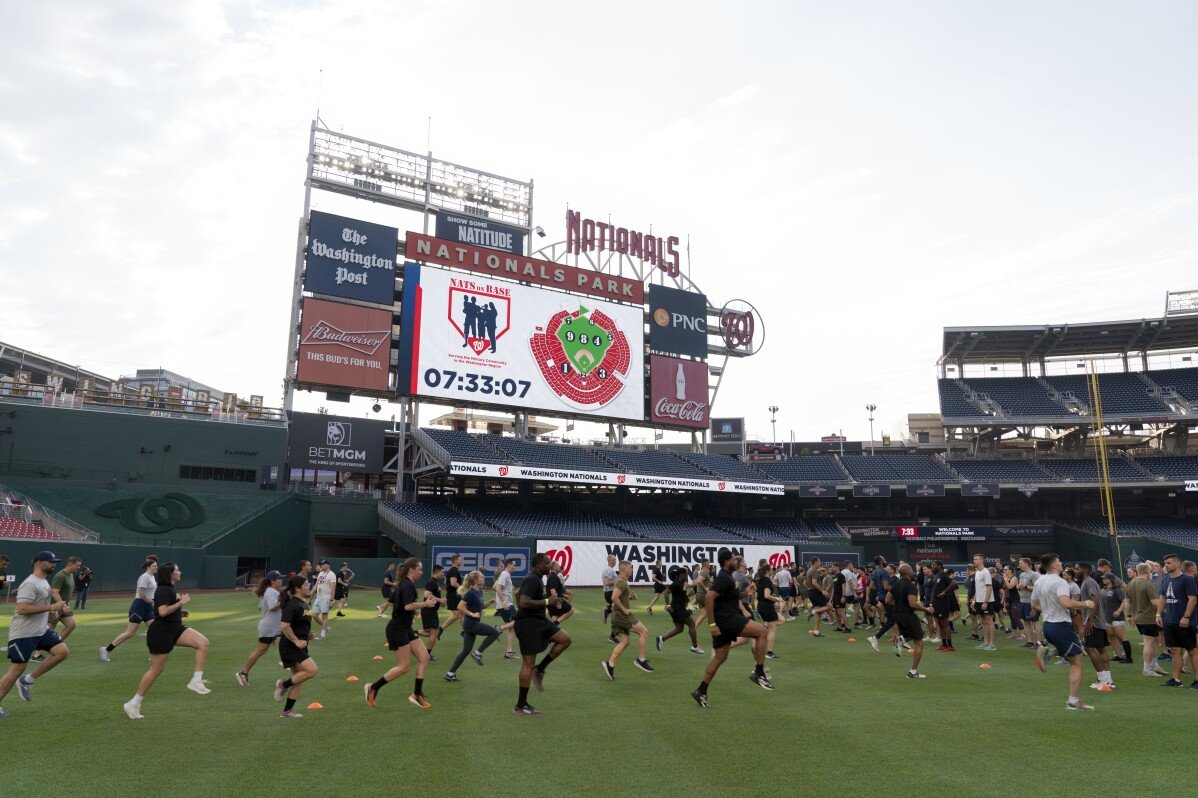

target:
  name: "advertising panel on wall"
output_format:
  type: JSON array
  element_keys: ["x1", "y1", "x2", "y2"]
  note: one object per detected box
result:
[
  {"x1": 710, "y1": 417, "x2": 745, "y2": 442},
  {"x1": 537, "y1": 540, "x2": 795, "y2": 586},
  {"x1": 798, "y1": 550, "x2": 861, "y2": 567},
  {"x1": 648, "y1": 355, "x2": 709, "y2": 429},
  {"x1": 906, "y1": 484, "x2": 947, "y2": 498},
  {"x1": 960, "y1": 483, "x2": 1000, "y2": 498},
  {"x1": 434, "y1": 213, "x2": 525, "y2": 255},
  {"x1": 797, "y1": 485, "x2": 839, "y2": 498},
  {"x1": 397, "y1": 263, "x2": 644, "y2": 422},
  {"x1": 852, "y1": 484, "x2": 892, "y2": 498},
  {"x1": 304, "y1": 211, "x2": 398, "y2": 306},
  {"x1": 847, "y1": 525, "x2": 1054, "y2": 541},
  {"x1": 447, "y1": 461, "x2": 784, "y2": 495},
  {"x1": 290, "y1": 412, "x2": 386, "y2": 473},
  {"x1": 296, "y1": 298, "x2": 392, "y2": 391},
  {"x1": 430, "y1": 544, "x2": 530, "y2": 578},
  {"x1": 648, "y1": 284, "x2": 708, "y2": 358}
]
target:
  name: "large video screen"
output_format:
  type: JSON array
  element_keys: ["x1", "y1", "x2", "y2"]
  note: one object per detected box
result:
[{"x1": 397, "y1": 264, "x2": 645, "y2": 421}]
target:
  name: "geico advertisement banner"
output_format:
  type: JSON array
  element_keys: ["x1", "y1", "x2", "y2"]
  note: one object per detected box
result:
[
  {"x1": 430, "y1": 545, "x2": 530, "y2": 578},
  {"x1": 537, "y1": 540, "x2": 796, "y2": 586},
  {"x1": 448, "y1": 461, "x2": 784, "y2": 495},
  {"x1": 398, "y1": 264, "x2": 644, "y2": 421}
]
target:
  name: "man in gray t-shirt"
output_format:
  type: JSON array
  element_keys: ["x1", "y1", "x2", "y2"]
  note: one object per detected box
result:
[
  {"x1": 0, "y1": 551, "x2": 71, "y2": 716},
  {"x1": 1017, "y1": 558, "x2": 1041, "y2": 646},
  {"x1": 1077, "y1": 563, "x2": 1112, "y2": 689}
]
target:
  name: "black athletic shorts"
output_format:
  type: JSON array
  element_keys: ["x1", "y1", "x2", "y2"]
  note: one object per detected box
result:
[
  {"x1": 334, "y1": 585, "x2": 346, "y2": 601},
  {"x1": 420, "y1": 608, "x2": 440, "y2": 631},
  {"x1": 1084, "y1": 628, "x2": 1109, "y2": 649},
  {"x1": 667, "y1": 605, "x2": 692, "y2": 624},
  {"x1": 1136, "y1": 623, "x2": 1161, "y2": 637},
  {"x1": 975, "y1": 602, "x2": 993, "y2": 616},
  {"x1": 1163, "y1": 624, "x2": 1197, "y2": 650},
  {"x1": 758, "y1": 601, "x2": 779, "y2": 623},
  {"x1": 257, "y1": 635, "x2": 279, "y2": 646},
  {"x1": 932, "y1": 600, "x2": 952, "y2": 620},
  {"x1": 653, "y1": 583, "x2": 667, "y2": 594},
  {"x1": 279, "y1": 640, "x2": 310, "y2": 667},
  {"x1": 807, "y1": 590, "x2": 827, "y2": 606},
  {"x1": 514, "y1": 617, "x2": 560, "y2": 656},
  {"x1": 895, "y1": 613, "x2": 924, "y2": 641},
  {"x1": 146, "y1": 622, "x2": 186, "y2": 655},
  {"x1": 832, "y1": 597, "x2": 846, "y2": 609},
  {"x1": 603, "y1": 591, "x2": 613, "y2": 606},
  {"x1": 711, "y1": 615, "x2": 749, "y2": 649},
  {"x1": 446, "y1": 592, "x2": 462, "y2": 611},
  {"x1": 385, "y1": 621, "x2": 419, "y2": 650},
  {"x1": 549, "y1": 601, "x2": 572, "y2": 620}
]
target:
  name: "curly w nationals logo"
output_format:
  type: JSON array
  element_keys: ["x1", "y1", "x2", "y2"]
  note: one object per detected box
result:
[
  {"x1": 546, "y1": 546, "x2": 574, "y2": 578},
  {"x1": 530, "y1": 305, "x2": 631, "y2": 409}
]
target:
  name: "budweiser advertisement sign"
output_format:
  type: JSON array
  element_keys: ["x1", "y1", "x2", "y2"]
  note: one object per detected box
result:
[
  {"x1": 649, "y1": 355, "x2": 709, "y2": 429},
  {"x1": 296, "y1": 297, "x2": 392, "y2": 391}
]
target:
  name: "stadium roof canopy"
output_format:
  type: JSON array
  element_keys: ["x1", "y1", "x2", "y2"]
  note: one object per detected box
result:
[{"x1": 939, "y1": 313, "x2": 1198, "y2": 365}]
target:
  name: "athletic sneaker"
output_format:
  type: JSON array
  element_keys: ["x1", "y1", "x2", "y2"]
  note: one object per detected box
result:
[
  {"x1": 275, "y1": 680, "x2": 287, "y2": 702},
  {"x1": 99, "y1": 646, "x2": 111, "y2": 663},
  {"x1": 235, "y1": 671, "x2": 249, "y2": 687},
  {"x1": 907, "y1": 670, "x2": 927, "y2": 679},
  {"x1": 408, "y1": 694, "x2": 431, "y2": 709},
  {"x1": 187, "y1": 679, "x2": 211, "y2": 695},
  {"x1": 748, "y1": 672, "x2": 774, "y2": 690},
  {"x1": 983, "y1": 644, "x2": 997, "y2": 651},
  {"x1": 1189, "y1": 681, "x2": 1198, "y2": 689},
  {"x1": 869, "y1": 636, "x2": 880, "y2": 653},
  {"x1": 689, "y1": 646, "x2": 704, "y2": 654},
  {"x1": 811, "y1": 630, "x2": 822, "y2": 638},
  {"x1": 608, "y1": 634, "x2": 619, "y2": 645},
  {"x1": 470, "y1": 650, "x2": 484, "y2": 666},
  {"x1": 503, "y1": 652, "x2": 516, "y2": 660},
  {"x1": 16, "y1": 677, "x2": 32, "y2": 701},
  {"x1": 514, "y1": 705, "x2": 541, "y2": 716},
  {"x1": 1066, "y1": 701, "x2": 1094, "y2": 711},
  {"x1": 336, "y1": 611, "x2": 345, "y2": 617},
  {"x1": 941, "y1": 645, "x2": 955, "y2": 652},
  {"x1": 646, "y1": 608, "x2": 653, "y2": 615},
  {"x1": 122, "y1": 700, "x2": 143, "y2": 719},
  {"x1": 691, "y1": 689, "x2": 709, "y2": 708},
  {"x1": 531, "y1": 668, "x2": 544, "y2": 692},
  {"x1": 428, "y1": 654, "x2": 437, "y2": 663},
  {"x1": 927, "y1": 637, "x2": 941, "y2": 644},
  {"x1": 765, "y1": 651, "x2": 779, "y2": 660},
  {"x1": 443, "y1": 673, "x2": 459, "y2": 682},
  {"x1": 1161, "y1": 678, "x2": 1184, "y2": 687},
  {"x1": 602, "y1": 661, "x2": 615, "y2": 680},
  {"x1": 655, "y1": 635, "x2": 663, "y2": 651},
  {"x1": 279, "y1": 710, "x2": 303, "y2": 718},
  {"x1": 633, "y1": 658, "x2": 653, "y2": 672},
  {"x1": 1035, "y1": 645, "x2": 1046, "y2": 672},
  {"x1": 364, "y1": 682, "x2": 376, "y2": 707},
  {"x1": 0, "y1": 707, "x2": 7, "y2": 718}
]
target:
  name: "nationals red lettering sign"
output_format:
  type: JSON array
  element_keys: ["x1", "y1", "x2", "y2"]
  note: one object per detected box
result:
[
  {"x1": 649, "y1": 355, "x2": 709, "y2": 429},
  {"x1": 405, "y1": 232, "x2": 643, "y2": 305},
  {"x1": 296, "y1": 297, "x2": 392, "y2": 391}
]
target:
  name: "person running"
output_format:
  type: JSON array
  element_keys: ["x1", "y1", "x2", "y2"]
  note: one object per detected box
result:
[
  {"x1": 805, "y1": 557, "x2": 832, "y2": 637},
  {"x1": 1155, "y1": 553, "x2": 1198, "y2": 688},
  {"x1": 100, "y1": 557, "x2": 159, "y2": 662},
  {"x1": 297, "y1": 560, "x2": 315, "y2": 598},
  {"x1": 931, "y1": 562, "x2": 955, "y2": 652},
  {"x1": 377, "y1": 562, "x2": 397, "y2": 618},
  {"x1": 1031, "y1": 554, "x2": 1098, "y2": 711},
  {"x1": 691, "y1": 548, "x2": 773, "y2": 708},
  {"x1": 273, "y1": 575, "x2": 317, "y2": 718},
  {"x1": 1100, "y1": 572, "x2": 1131, "y2": 665},
  {"x1": 0, "y1": 551, "x2": 70, "y2": 718},
  {"x1": 1017, "y1": 557, "x2": 1042, "y2": 648},
  {"x1": 48, "y1": 556, "x2": 81, "y2": 642},
  {"x1": 334, "y1": 562, "x2": 355, "y2": 617},
  {"x1": 310, "y1": 560, "x2": 335, "y2": 639},
  {"x1": 73, "y1": 563, "x2": 93, "y2": 610},
  {"x1": 444, "y1": 570, "x2": 502, "y2": 683},
  {"x1": 513, "y1": 553, "x2": 572, "y2": 716},
  {"x1": 692, "y1": 562, "x2": 711, "y2": 627},
  {"x1": 494, "y1": 558, "x2": 520, "y2": 659},
  {"x1": 600, "y1": 554, "x2": 618, "y2": 629},
  {"x1": 603, "y1": 560, "x2": 653, "y2": 679},
  {"x1": 657, "y1": 566, "x2": 702, "y2": 654},
  {"x1": 971, "y1": 554, "x2": 996, "y2": 651},
  {"x1": 1127, "y1": 563, "x2": 1167, "y2": 677},
  {"x1": 237, "y1": 570, "x2": 285, "y2": 686},
  {"x1": 546, "y1": 561, "x2": 574, "y2": 629},
  {"x1": 755, "y1": 565, "x2": 783, "y2": 659},
  {"x1": 437, "y1": 555, "x2": 466, "y2": 636},
  {"x1": 419, "y1": 564, "x2": 446, "y2": 662},
  {"x1": 888, "y1": 564, "x2": 932, "y2": 679},
  {"x1": 366, "y1": 557, "x2": 435, "y2": 710},
  {"x1": 122, "y1": 562, "x2": 211, "y2": 719},
  {"x1": 1077, "y1": 563, "x2": 1114, "y2": 691},
  {"x1": 869, "y1": 564, "x2": 900, "y2": 653},
  {"x1": 645, "y1": 561, "x2": 667, "y2": 615}
]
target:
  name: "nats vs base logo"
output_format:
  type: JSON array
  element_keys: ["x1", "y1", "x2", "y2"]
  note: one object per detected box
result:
[{"x1": 530, "y1": 305, "x2": 631, "y2": 408}]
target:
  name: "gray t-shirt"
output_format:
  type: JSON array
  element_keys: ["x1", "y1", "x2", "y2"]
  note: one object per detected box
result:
[
  {"x1": 1100, "y1": 587, "x2": 1125, "y2": 624},
  {"x1": 602, "y1": 567, "x2": 617, "y2": 594},
  {"x1": 1017, "y1": 570, "x2": 1038, "y2": 604},
  {"x1": 9, "y1": 574, "x2": 51, "y2": 641},
  {"x1": 257, "y1": 586, "x2": 282, "y2": 638},
  {"x1": 1079, "y1": 577, "x2": 1106, "y2": 629}
]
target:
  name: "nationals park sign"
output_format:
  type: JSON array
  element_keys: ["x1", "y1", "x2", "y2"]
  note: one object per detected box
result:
[
  {"x1": 448, "y1": 461, "x2": 783, "y2": 495},
  {"x1": 538, "y1": 540, "x2": 795, "y2": 586}
]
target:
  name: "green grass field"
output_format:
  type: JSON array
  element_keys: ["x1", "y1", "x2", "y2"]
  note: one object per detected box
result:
[{"x1": 0, "y1": 588, "x2": 1191, "y2": 796}]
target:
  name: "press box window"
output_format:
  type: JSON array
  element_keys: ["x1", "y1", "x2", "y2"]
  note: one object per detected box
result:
[{"x1": 179, "y1": 465, "x2": 257, "y2": 483}]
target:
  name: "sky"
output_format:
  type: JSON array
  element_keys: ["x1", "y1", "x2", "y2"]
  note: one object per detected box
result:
[{"x1": 2, "y1": 1, "x2": 1196, "y2": 444}]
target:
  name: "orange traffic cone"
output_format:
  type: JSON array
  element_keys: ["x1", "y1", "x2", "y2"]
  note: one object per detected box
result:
[
  {"x1": 979, "y1": 663, "x2": 992, "y2": 669},
  {"x1": 307, "y1": 702, "x2": 323, "y2": 709},
  {"x1": 373, "y1": 655, "x2": 383, "y2": 661},
  {"x1": 346, "y1": 675, "x2": 359, "y2": 682},
  {"x1": 848, "y1": 637, "x2": 857, "y2": 642}
]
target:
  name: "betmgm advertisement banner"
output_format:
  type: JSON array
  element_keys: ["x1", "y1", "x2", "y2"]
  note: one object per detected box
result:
[
  {"x1": 398, "y1": 263, "x2": 644, "y2": 421},
  {"x1": 448, "y1": 461, "x2": 784, "y2": 495},
  {"x1": 537, "y1": 540, "x2": 795, "y2": 586},
  {"x1": 304, "y1": 211, "x2": 397, "y2": 306},
  {"x1": 296, "y1": 298, "x2": 392, "y2": 391},
  {"x1": 435, "y1": 212, "x2": 525, "y2": 256},
  {"x1": 289, "y1": 412, "x2": 386, "y2": 473},
  {"x1": 648, "y1": 284, "x2": 708, "y2": 358}
]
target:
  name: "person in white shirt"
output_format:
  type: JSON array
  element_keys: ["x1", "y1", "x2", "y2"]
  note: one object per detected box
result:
[
  {"x1": 311, "y1": 560, "x2": 336, "y2": 639},
  {"x1": 1031, "y1": 553, "x2": 1097, "y2": 711},
  {"x1": 841, "y1": 564, "x2": 859, "y2": 626},
  {"x1": 493, "y1": 559, "x2": 518, "y2": 659},
  {"x1": 0, "y1": 551, "x2": 71, "y2": 718},
  {"x1": 971, "y1": 554, "x2": 996, "y2": 651},
  {"x1": 100, "y1": 557, "x2": 159, "y2": 662}
]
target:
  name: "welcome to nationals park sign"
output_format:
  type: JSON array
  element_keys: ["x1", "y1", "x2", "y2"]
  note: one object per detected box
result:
[{"x1": 448, "y1": 461, "x2": 784, "y2": 495}]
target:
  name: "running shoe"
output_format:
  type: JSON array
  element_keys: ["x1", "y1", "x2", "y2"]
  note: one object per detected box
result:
[
  {"x1": 30, "y1": 652, "x2": 45, "y2": 662},
  {"x1": 655, "y1": 635, "x2": 663, "y2": 651},
  {"x1": 235, "y1": 671, "x2": 249, "y2": 687},
  {"x1": 869, "y1": 636, "x2": 880, "y2": 653},
  {"x1": 531, "y1": 668, "x2": 545, "y2": 692},
  {"x1": 811, "y1": 630, "x2": 822, "y2": 638},
  {"x1": 646, "y1": 608, "x2": 653, "y2": 616},
  {"x1": 984, "y1": 644, "x2": 997, "y2": 651},
  {"x1": 504, "y1": 652, "x2": 517, "y2": 659},
  {"x1": 275, "y1": 680, "x2": 287, "y2": 702},
  {"x1": 187, "y1": 679, "x2": 211, "y2": 696},
  {"x1": 634, "y1": 658, "x2": 653, "y2": 673},
  {"x1": 1189, "y1": 681, "x2": 1198, "y2": 689},
  {"x1": 691, "y1": 689, "x2": 709, "y2": 708},
  {"x1": 16, "y1": 678, "x2": 32, "y2": 702},
  {"x1": 927, "y1": 637, "x2": 941, "y2": 644},
  {"x1": 765, "y1": 651, "x2": 779, "y2": 660},
  {"x1": 443, "y1": 673, "x2": 459, "y2": 682},
  {"x1": 1066, "y1": 701, "x2": 1094, "y2": 711},
  {"x1": 470, "y1": 650, "x2": 484, "y2": 666},
  {"x1": 427, "y1": 654, "x2": 437, "y2": 662},
  {"x1": 1035, "y1": 645, "x2": 1046, "y2": 672},
  {"x1": 514, "y1": 705, "x2": 541, "y2": 716},
  {"x1": 689, "y1": 646, "x2": 704, "y2": 654},
  {"x1": 99, "y1": 646, "x2": 111, "y2": 663},
  {"x1": 0, "y1": 707, "x2": 7, "y2": 718},
  {"x1": 906, "y1": 670, "x2": 927, "y2": 679},
  {"x1": 279, "y1": 710, "x2": 303, "y2": 719},
  {"x1": 364, "y1": 682, "x2": 376, "y2": 707},
  {"x1": 941, "y1": 645, "x2": 955, "y2": 652},
  {"x1": 748, "y1": 672, "x2": 774, "y2": 691},
  {"x1": 602, "y1": 661, "x2": 615, "y2": 680},
  {"x1": 408, "y1": 694, "x2": 431, "y2": 709},
  {"x1": 608, "y1": 634, "x2": 618, "y2": 645},
  {"x1": 1161, "y1": 678, "x2": 1183, "y2": 687},
  {"x1": 122, "y1": 701, "x2": 143, "y2": 719}
]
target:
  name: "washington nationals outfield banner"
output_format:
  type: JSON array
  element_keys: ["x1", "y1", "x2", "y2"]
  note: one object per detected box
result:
[
  {"x1": 398, "y1": 263, "x2": 644, "y2": 421},
  {"x1": 448, "y1": 461, "x2": 784, "y2": 495},
  {"x1": 537, "y1": 540, "x2": 795, "y2": 586}
]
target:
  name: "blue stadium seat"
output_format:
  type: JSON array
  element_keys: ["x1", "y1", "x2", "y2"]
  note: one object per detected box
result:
[
  {"x1": 1039, "y1": 458, "x2": 1151, "y2": 482},
  {"x1": 960, "y1": 377, "x2": 1073, "y2": 418},
  {"x1": 1146, "y1": 367, "x2": 1198, "y2": 405},
  {"x1": 676, "y1": 452, "x2": 773, "y2": 483},
  {"x1": 1135, "y1": 456, "x2": 1198, "y2": 481},
  {"x1": 752, "y1": 457, "x2": 847, "y2": 484},
  {"x1": 1044, "y1": 373, "x2": 1171, "y2": 417},
  {"x1": 422, "y1": 428, "x2": 511, "y2": 464},
  {"x1": 463, "y1": 502, "x2": 634, "y2": 540},
  {"x1": 485, "y1": 437, "x2": 612, "y2": 471},
  {"x1": 946, "y1": 459, "x2": 1058, "y2": 483},
  {"x1": 840, "y1": 455, "x2": 956, "y2": 484},
  {"x1": 598, "y1": 448, "x2": 711, "y2": 478},
  {"x1": 382, "y1": 502, "x2": 505, "y2": 536},
  {"x1": 938, "y1": 380, "x2": 990, "y2": 419}
]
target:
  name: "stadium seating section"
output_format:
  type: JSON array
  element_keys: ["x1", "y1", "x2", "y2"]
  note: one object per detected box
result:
[
  {"x1": 937, "y1": 380, "x2": 990, "y2": 419},
  {"x1": 0, "y1": 518, "x2": 64, "y2": 540},
  {"x1": 1038, "y1": 458, "x2": 1151, "y2": 482},
  {"x1": 752, "y1": 456, "x2": 847, "y2": 483},
  {"x1": 465, "y1": 502, "x2": 629, "y2": 539},
  {"x1": 676, "y1": 452, "x2": 771, "y2": 482},
  {"x1": 597, "y1": 448, "x2": 710, "y2": 478},
  {"x1": 422, "y1": 428, "x2": 512, "y2": 464},
  {"x1": 1136, "y1": 456, "x2": 1198, "y2": 480},
  {"x1": 1060, "y1": 517, "x2": 1198, "y2": 547},
  {"x1": 1147, "y1": 367, "x2": 1198, "y2": 405},
  {"x1": 486, "y1": 436, "x2": 611, "y2": 471},
  {"x1": 840, "y1": 454, "x2": 956, "y2": 483},
  {"x1": 945, "y1": 459, "x2": 1057, "y2": 483},
  {"x1": 381, "y1": 502, "x2": 502, "y2": 537}
]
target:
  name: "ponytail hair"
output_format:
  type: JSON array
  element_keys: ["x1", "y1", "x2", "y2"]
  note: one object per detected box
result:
[
  {"x1": 155, "y1": 562, "x2": 178, "y2": 587},
  {"x1": 458, "y1": 570, "x2": 482, "y2": 597},
  {"x1": 285, "y1": 575, "x2": 307, "y2": 598},
  {"x1": 254, "y1": 576, "x2": 273, "y2": 597},
  {"x1": 398, "y1": 557, "x2": 421, "y2": 580}
]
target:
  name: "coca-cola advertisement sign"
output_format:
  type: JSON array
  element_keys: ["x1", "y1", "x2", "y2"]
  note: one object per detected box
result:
[
  {"x1": 649, "y1": 355, "x2": 709, "y2": 429},
  {"x1": 296, "y1": 297, "x2": 392, "y2": 391}
]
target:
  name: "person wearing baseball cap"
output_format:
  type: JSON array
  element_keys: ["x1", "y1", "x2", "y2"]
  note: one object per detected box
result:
[
  {"x1": 0, "y1": 551, "x2": 71, "y2": 718},
  {"x1": 236, "y1": 571, "x2": 287, "y2": 687}
]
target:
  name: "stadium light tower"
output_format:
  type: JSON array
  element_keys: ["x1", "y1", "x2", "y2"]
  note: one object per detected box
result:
[
  {"x1": 866, "y1": 404, "x2": 877, "y2": 455},
  {"x1": 768, "y1": 405, "x2": 779, "y2": 444}
]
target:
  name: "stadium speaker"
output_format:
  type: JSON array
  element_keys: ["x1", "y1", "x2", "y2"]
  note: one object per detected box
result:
[{"x1": 372, "y1": 403, "x2": 382, "y2": 413}]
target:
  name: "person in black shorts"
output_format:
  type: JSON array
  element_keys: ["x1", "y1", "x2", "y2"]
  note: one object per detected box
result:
[
  {"x1": 546, "y1": 562, "x2": 574, "y2": 625},
  {"x1": 756, "y1": 565, "x2": 783, "y2": 659},
  {"x1": 890, "y1": 564, "x2": 932, "y2": 679},
  {"x1": 656, "y1": 566, "x2": 702, "y2": 655},
  {"x1": 646, "y1": 561, "x2": 667, "y2": 615},
  {"x1": 274, "y1": 575, "x2": 318, "y2": 718},
  {"x1": 805, "y1": 558, "x2": 833, "y2": 637},
  {"x1": 419, "y1": 564, "x2": 445, "y2": 661},
  {"x1": 377, "y1": 562, "x2": 397, "y2": 617},
  {"x1": 123, "y1": 562, "x2": 211, "y2": 719},
  {"x1": 831, "y1": 565, "x2": 849, "y2": 633},
  {"x1": 438, "y1": 555, "x2": 465, "y2": 635},
  {"x1": 513, "y1": 553, "x2": 572, "y2": 716},
  {"x1": 930, "y1": 562, "x2": 956, "y2": 652},
  {"x1": 366, "y1": 557, "x2": 437, "y2": 710},
  {"x1": 691, "y1": 548, "x2": 773, "y2": 708}
]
